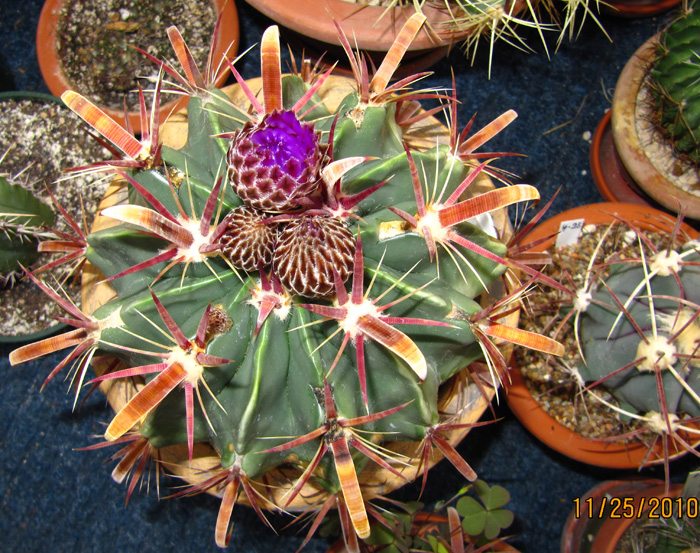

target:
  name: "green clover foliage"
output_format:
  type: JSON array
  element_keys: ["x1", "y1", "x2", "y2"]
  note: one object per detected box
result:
[{"x1": 456, "y1": 480, "x2": 514, "y2": 541}]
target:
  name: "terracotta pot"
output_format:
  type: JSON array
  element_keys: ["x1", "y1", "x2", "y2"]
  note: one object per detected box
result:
[
  {"x1": 506, "y1": 202, "x2": 699, "y2": 469},
  {"x1": 560, "y1": 478, "x2": 683, "y2": 553},
  {"x1": 81, "y1": 74, "x2": 516, "y2": 509},
  {"x1": 601, "y1": 0, "x2": 682, "y2": 17},
  {"x1": 244, "y1": 0, "x2": 529, "y2": 74},
  {"x1": 590, "y1": 110, "x2": 660, "y2": 209},
  {"x1": 610, "y1": 34, "x2": 700, "y2": 220},
  {"x1": 245, "y1": 0, "x2": 460, "y2": 52},
  {"x1": 507, "y1": 367, "x2": 664, "y2": 469},
  {"x1": 36, "y1": 0, "x2": 239, "y2": 133}
]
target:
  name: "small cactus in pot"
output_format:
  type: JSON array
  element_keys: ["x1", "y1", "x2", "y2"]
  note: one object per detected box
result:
[
  {"x1": 608, "y1": 1, "x2": 700, "y2": 218},
  {"x1": 513, "y1": 205, "x2": 700, "y2": 485},
  {"x1": 573, "y1": 217, "x2": 700, "y2": 483},
  {"x1": 9, "y1": 14, "x2": 561, "y2": 548}
]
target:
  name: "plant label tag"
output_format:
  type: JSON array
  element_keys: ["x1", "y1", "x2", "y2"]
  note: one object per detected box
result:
[{"x1": 556, "y1": 219, "x2": 585, "y2": 248}]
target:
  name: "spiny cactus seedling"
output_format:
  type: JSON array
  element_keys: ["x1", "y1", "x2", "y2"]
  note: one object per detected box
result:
[
  {"x1": 9, "y1": 14, "x2": 561, "y2": 549},
  {"x1": 647, "y1": 1, "x2": 700, "y2": 170},
  {"x1": 623, "y1": 515, "x2": 700, "y2": 553},
  {"x1": 0, "y1": 173, "x2": 55, "y2": 287}
]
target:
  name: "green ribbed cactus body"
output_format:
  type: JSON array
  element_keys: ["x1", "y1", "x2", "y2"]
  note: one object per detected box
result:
[
  {"x1": 86, "y1": 74, "x2": 507, "y2": 486},
  {"x1": 649, "y1": 6, "x2": 700, "y2": 166},
  {"x1": 0, "y1": 176, "x2": 55, "y2": 284},
  {"x1": 577, "y1": 244, "x2": 700, "y2": 418}
]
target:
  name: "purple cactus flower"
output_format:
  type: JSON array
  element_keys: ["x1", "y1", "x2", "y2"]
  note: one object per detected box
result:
[{"x1": 227, "y1": 109, "x2": 328, "y2": 213}]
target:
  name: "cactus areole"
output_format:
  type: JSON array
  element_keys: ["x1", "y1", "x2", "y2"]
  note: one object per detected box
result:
[{"x1": 9, "y1": 16, "x2": 560, "y2": 549}]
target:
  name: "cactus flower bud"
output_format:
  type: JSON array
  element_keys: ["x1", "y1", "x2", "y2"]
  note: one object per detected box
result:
[
  {"x1": 227, "y1": 110, "x2": 328, "y2": 213},
  {"x1": 273, "y1": 215, "x2": 355, "y2": 298}
]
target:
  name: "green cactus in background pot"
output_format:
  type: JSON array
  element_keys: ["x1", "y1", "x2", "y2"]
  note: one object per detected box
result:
[
  {"x1": 565, "y1": 216, "x2": 700, "y2": 480},
  {"x1": 0, "y1": 174, "x2": 55, "y2": 287},
  {"x1": 9, "y1": 15, "x2": 562, "y2": 549},
  {"x1": 577, "y1": 243, "x2": 700, "y2": 417},
  {"x1": 648, "y1": 2, "x2": 700, "y2": 168}
]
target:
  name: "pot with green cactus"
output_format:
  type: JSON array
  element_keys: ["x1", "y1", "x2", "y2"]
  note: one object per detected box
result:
[
  {"x1": 605, "y1": 476, "x2": 700, "y2": 553},
  {"x1": 0, "y1": 168, "x2": 89, "y2": 342},
  {"x1": 244, "y1": 0, "x2": 608, "y2": 76},
  {"x1": 9, "y1": 14, "x2": 563, "y2": 549},
  {"x1": 508, "y1": 202, "x2": 700, "y2": 481},
  {"x1": 0, "y1": 91, "x2": 111, "y2": 341},
  {"x1": 603, "y1": 0, "x2": 700, "y2": 219}
]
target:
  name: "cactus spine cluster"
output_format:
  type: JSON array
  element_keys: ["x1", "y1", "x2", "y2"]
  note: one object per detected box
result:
[
  {"x1": 648, "y1": 2, "x2": 700, "y2": 168},
  {"x1": 9, "y1": 15, "x2": 561, "y2": 549},
  {"x1": 417, "y1": 0, "x2": 606, "y2": 74}
]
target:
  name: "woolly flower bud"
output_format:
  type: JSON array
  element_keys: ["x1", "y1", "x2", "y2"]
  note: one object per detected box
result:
[{"x1": 227, "y1": 110, "x2": 327, "y2": 213}]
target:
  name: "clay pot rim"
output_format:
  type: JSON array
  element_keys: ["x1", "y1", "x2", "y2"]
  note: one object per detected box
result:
[
  {"x1": 611, "y1": 33, "x2": 700, "y2": 220},
  {"x1": 593, "y1": 481, "x2": 684, "y2": 553},
  {"x1": 590, "y1": 109, "x2": 660, "y2": 209},
  {"x1": 507, "y1": 365, "x2": 661, "y2": 469},
  {"x1": 36, "y1": 0, "x2": 239, "y2": 133},
  {"x1": 506, "y1": 202, "x2": 699, "y2": 469},
  {"x1": 602, "y1": 0, "x2": 682, "y2": 17},
  {"x1": 244, "y1": 0, "x2": 469, "y2": 53}
]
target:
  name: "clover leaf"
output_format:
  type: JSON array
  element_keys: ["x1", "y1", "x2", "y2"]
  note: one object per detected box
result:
[{"x1": 456, "y1": 479, "x2": 514, "y2": 541}]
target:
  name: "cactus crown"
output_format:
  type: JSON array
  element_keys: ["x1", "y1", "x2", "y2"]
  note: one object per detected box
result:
[
  {"x1": 9, "y1": 15, "x2": 561, "y2": 549},
  {"x1": 575, "y1": 246, "x2": 700, "y2": 480},
  {"x1": 648, "y1": 2, "x2": 700, "y2": 168},
  {"x1": 572, "y1": 220, "x2": 700, "y2": 422}
]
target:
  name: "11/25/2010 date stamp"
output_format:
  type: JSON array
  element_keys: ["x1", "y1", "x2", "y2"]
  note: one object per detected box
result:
[{"x1": 573, "y1": 496, "x2": 699, "y2": 520}]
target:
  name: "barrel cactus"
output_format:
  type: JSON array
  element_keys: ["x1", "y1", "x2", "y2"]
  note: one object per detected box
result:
[
  {"x1": 0, "y1": 174, "x2": 55, "y2": 287},
  {"x1": 648, "y1": 2, "x2": 700, "y2": 168},
  {"x1": 576, "y1": 222, "x2": 700, "y2": 454},
  {"x1": 9, "y1": 15, "x2": 561, "y2": 549}
]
